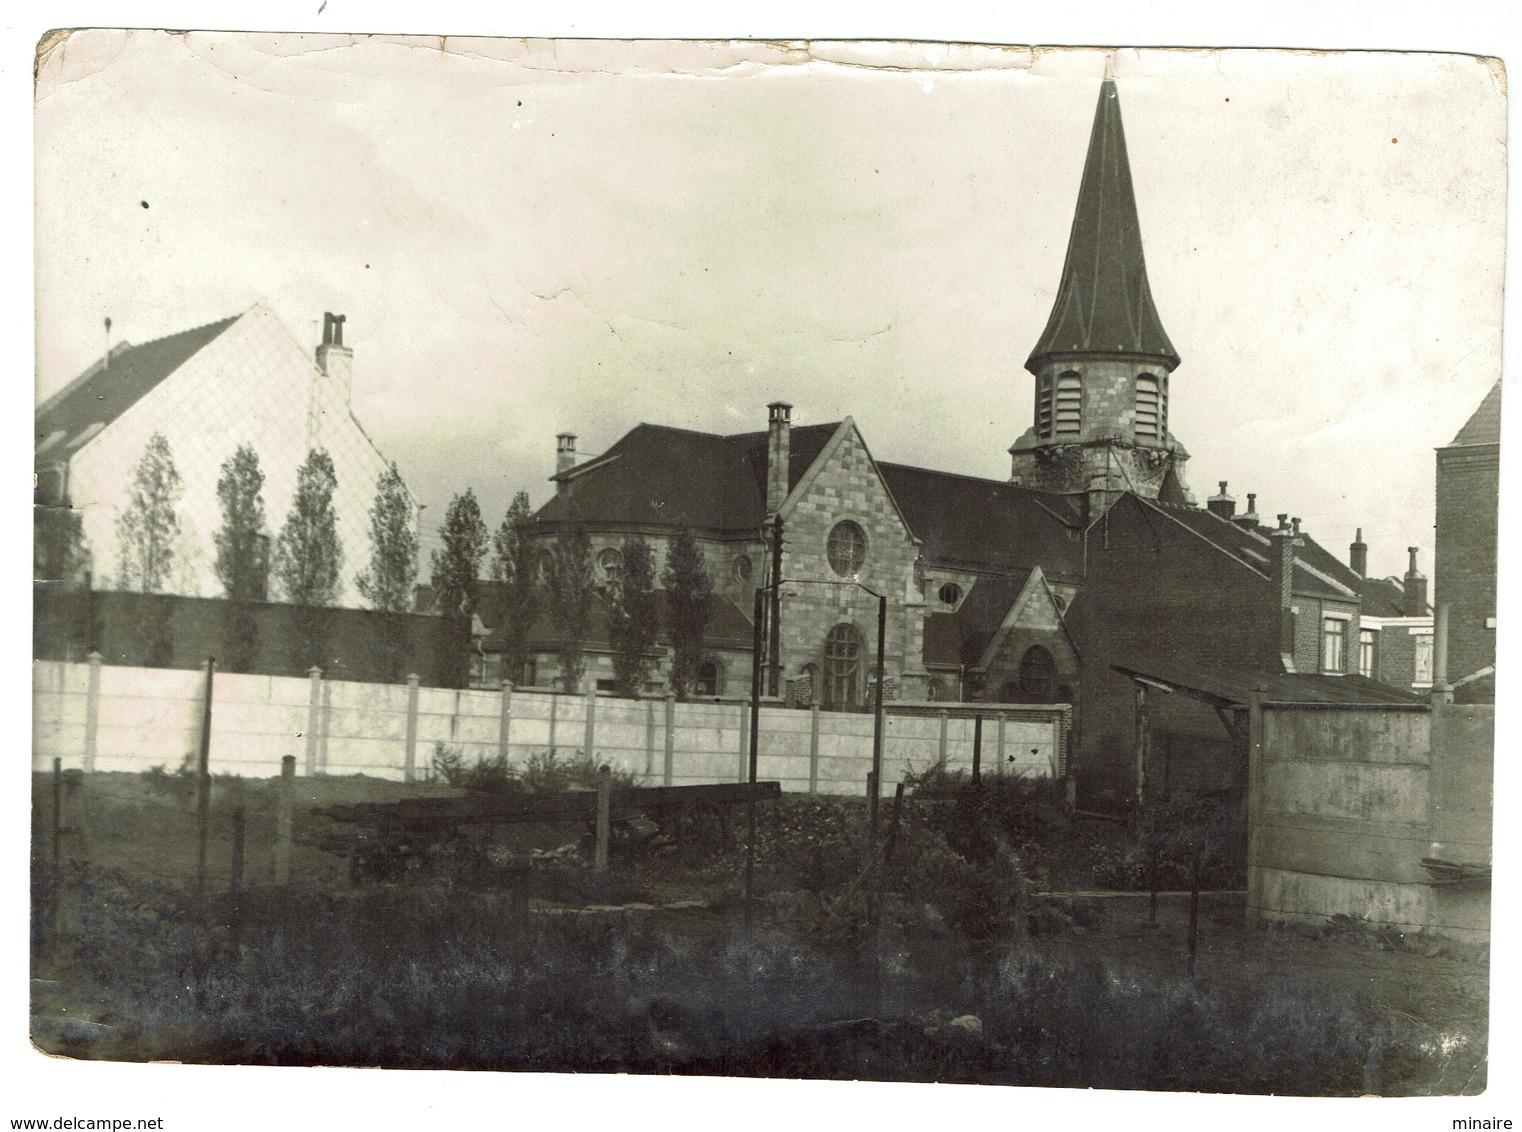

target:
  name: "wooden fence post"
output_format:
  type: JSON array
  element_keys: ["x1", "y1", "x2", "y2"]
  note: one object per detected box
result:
[
  {"x1": 594, "y1": 765, "x2": 611, "y2": 871},
  {"x1": 663, "y1": 692, "x2": 676, "y2": 787},
  {"x1": 548, "y1": 692, "x2": 558, "y2": 755},
  {"x1": 50, "y1": 757, "x2": 62, "y2": 952},
  {"x1": 583, "y1": 686, "x2": 597, "y2": 762},
  {"x1": 972, "y1": 715, "x2": 983, "y2": 785},
  {"x1": 275, "y1": 755, "x2": 295, "y2": 885},
  {"x1": 230, "y1": 806, "x2": 246, "y2": 954},
  {"x1": 404, "y1": 673, "x2": 421, "y2": 783},
  {"x1": 809, "y1": 700, "x2": 821, "y2": 795},
  {"x1": 644, "y1": 698, "x2": 657, "y2": 782},
  {"x1": 83, "y1": 651, "x2": 102, "y2": 774},
  {"x1": 498, "y1": 680, "x2": 513, "y2": 763},
  {"x1": 304, "y1": 666, "x2": 322, "y2": 776}
]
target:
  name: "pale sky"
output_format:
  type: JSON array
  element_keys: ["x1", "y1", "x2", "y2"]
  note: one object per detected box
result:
[{"x1": 34, "y1": 35, "x2": 1506, "y2": 580}]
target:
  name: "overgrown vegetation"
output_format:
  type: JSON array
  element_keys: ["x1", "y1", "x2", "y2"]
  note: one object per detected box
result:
[{"x1": 428, "y1": 744, "x2": 636, "y2": 794}]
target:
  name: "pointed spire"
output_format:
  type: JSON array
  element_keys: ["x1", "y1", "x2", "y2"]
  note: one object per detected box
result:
[{"x1": 1027, "y1": 76, "x2": 1179, "y2": 373}]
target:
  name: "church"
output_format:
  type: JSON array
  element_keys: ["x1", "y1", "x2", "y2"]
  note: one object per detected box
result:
[{"x1": 522, "y1": 75, "x2": 1397, "y2": 796}]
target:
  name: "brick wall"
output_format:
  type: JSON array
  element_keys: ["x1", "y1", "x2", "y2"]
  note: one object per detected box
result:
[{"x1": 1435, "y1": 443, "x2": 1499, "y2": 697}]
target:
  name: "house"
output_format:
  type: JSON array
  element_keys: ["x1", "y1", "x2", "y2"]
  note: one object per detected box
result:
[
  {"x1": 35, "y1": 305, "x2": 417, "y2": 608},
  {"x1": 1345, "y1": 530, "x2": 1436, "y2": 693},
  {"x1": 1434, "y1": 379, "x2": 1501, "y2": 702}
]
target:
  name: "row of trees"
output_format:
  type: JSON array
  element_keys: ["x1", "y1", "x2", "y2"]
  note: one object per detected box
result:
[{"x1": 65, "y1": 432, "x2": 719, "y2": 692}]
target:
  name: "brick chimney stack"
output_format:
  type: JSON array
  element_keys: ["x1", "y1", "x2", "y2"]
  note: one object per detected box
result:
[
  {"x1": 315, "y1": 312, "x2": 353, "y2": 405},
  {"x1": 1232, "y1": 492, "x2": 1260, "y2": 530},
  {"x1": 555, "y1": 433, "x2": 577, "y2": 493},
  {"x1": 1349, "y1": 528, "x2": 1368, "y2": 577},
  {"x1": 1268, "y1": 521, "x2": 1299, "y2": 672},
  {"x1": 1206, "y1": 481, "x2": 1236, "y2": 521},
  {"x1": 1404, "y1": 546, "x2": 1428, "y2": 614},
  {"x1": 766, "y1": 401, "x2": 793, "y2": 516}
]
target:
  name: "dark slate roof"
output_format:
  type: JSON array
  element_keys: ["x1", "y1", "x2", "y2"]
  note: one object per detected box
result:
[
  {"x1": 1359, "y1": 576, "x2": 1429, "y2": 618},
  {"x1": 35, "y1": 315, "x2": 241, "y2": 456},
  {"x1": 1027, "y1": 79, "x2": 1179, "y2": 372},
  {"x1": 1449, "y1": 379, "x2": 1501, "y2": 447},
  {"x1": 1138, "y1": 499, "x2": 1361, "y2": 602},
  {"x1": 534, "y1": 421, "x2": 839, "y2": 533},
  {"x1": 922, "y1": 570, "x2": 1033, "y2": 667},
  {"x1": 877, "y1": 463, "x2": 1083, "y2": 578},
  {"x1": 1111, "y1": 657, "x2": 1424, "y2": 709}
]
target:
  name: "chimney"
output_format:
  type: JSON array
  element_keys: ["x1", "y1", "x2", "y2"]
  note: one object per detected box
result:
[
  {"x1": 766, "y1": 401, "x2": 792, "y2": 515},
  {"x1": 1404, "y1": 546, "x2": 1428, "y2": 614},
  {"x1": 1232, "y1": 492, "x2": 1260, "y2": 530},
  {"x1": 315, "y1": 312, "x2": 353, "y2": 404},
  {"x1": 1269, "y1": 523, "x2": 1298, "y2": 672},
  {"x1": 1206, "y1": 481, "x2": 1236, "y2": 521},
  {"x1": 1291, "y1": 517, "x2": 1301, "y2": 538},
  {"x1": 1349, "y1": 528, "x2": 1368, "y2": 577},
  {"x1": 555, "y1": 433, "x2": 578, "y2": 488}
]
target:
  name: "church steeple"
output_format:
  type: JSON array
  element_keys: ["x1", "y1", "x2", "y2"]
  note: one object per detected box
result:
[
  {"x1": 1027, "y1": 76, "x2": 1178, "y2": 373},
  {"x1": 1009, "y1": 69, "x2": 1189, "y2": 510}
]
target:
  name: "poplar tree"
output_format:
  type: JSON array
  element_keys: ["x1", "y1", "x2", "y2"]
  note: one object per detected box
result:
[
  {"x1": 489, "y1": 491, "x2": 542, "y2": 685},
  {"x1": 608, "y1": 535, "x2": 658, "y2": 697},
  {"x1": 213, "y1": 444, "x2": 269, "y2": 671},
  {"x1": 548, "y1": 522, "x2": 593, "y2": 692},
  {"x1": 430, "y1": 489, "x2": 487, "y2": 686},
  {"x1": 357, "y1": 463, "x2": 419, "y2": 682},
  {"x1": 116, "y1": 432, "x2": 182, "y2": 594},
  {"x1": 662, "y1": 524, "x2": 713, "y2": 700},
  {"x1": 275, "y1": 449, "x2": 342, "y2": 671}
]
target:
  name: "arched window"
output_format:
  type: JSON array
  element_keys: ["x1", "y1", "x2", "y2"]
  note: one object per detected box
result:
[
  {"x1": 696, "y1": 658, "x2": 723, "y2": 697},
  {"x1": 827, "y1": 521, "x2": 867, "y2": 577},
  {"x1": 538, "y1": 550, "x2": 555, "y2": 585},
  {"x1": 823, "y1": 624, "x2": 864, "y2": 709},
  {"x1": 1135, "y1": 374, "x2": 1162, "y2": 441},
  {"x1": 1019, "y1": 645, "x2": 1056, "y2": 702},
  {"x1": 1054, "y1": 372, "x2": 1082, "y2": 437},
  {"x1": 734, "y1": 554, "x2": 753, "y2": 582},
  {"x1": 598, "y1": 547, "x2": 623, "y2": 583},
  {"x1": 927, "y1": 677, "x2": 947, "y2": 702}
]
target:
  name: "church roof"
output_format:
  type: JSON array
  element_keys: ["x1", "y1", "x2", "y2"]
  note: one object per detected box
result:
[
  {"x1": 922, "y1": 569, "x2": 1033, "y2": 667},
  {"x1": 35, "y1": 315, "x2": 241, "y2": 458},
  {"x1": 535, "y1": 421, "x2": 840, "y2": 534},
  {"x1": 1448, "y1": 379, "x2": 1501, "y2": 447},
  {"x1": 878, "y1": 463, "x2": 1083, "y2": 578},
  {"x1": 1026, "y1": 79, "x2": 1179, "y2": 373}
]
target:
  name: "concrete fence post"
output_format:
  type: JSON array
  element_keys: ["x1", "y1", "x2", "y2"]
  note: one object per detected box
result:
[
  {"x1": 547, "y1": 693, "x2": 558, "y2": 755},
  {"x1": 83, "y1": 651, "x2": 103, "y2": 774},
  {"x1": 583, "y1": 686, "x2": 597, "y2": 762},
  {"x1": 305, "y1": 666, "x2": 323, "y2": 776},
  {"x1": 1052, "y1": 714, "x2": 1064, "y2": 778},
  {"x1": 809, "y1": 701, "x2": 821, "y2": 794},
  {"x1": 594, "y1": 765, "x2": 612, "y2": 871},
  {"x1": 996, "y1": 712, "x2": 1007, "y2": 778},
  {"x1": 275, "y1": 755, "x2": 295, "y2": 885},
  {"x1": 644, "y1": 698, "x2": 657, "y2": 782},
  {"x1": 737, "y1": 700, "x2": 750, "y2": 784},
  {"x1": 937, "y1": 710, "x2": 949, "y2": 767},
  {"x1": 404, "y1": 673, "x2": 421, "y2": 783},
  {"x1": 663, "y1": 692, "x2": 676, "y2": 786},
  {"x1": 498, "y1": 680, "x2": 513, "y2": 763}
]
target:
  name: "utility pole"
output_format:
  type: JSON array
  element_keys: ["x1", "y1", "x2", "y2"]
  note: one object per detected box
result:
[{"x1": 768, "y1": 514, "x2": 783, "y2": 697}]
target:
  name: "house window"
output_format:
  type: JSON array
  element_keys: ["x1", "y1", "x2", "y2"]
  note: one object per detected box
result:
[
  {"x1": 939, "y1": 582, "x2": 962, "y2": 606},
  {"x1": 598, "y1": 548, "x2": 623, "y2": 583},
  {"x1": 1414, "y1": 633, "x2": 1434, "y2": 684},
  {"x1": 1359, "y1": 629, "x2": 1376, "y2": 678},
  {"x1": 1321, "y1": 617, "x2": 1347, "y2": 674},
  {"x1": 823, "y1": 623, "x2": 863, "y2": 708},
  {"x1": 1019, "y1": 645, "x2": 1056, "y2": 701},
  {"x1": 734, "y1": 554, "x2": 753, "y2": 582},
  {"x1": 1054, "y1": 372, "x2": 1082, "y2": 437},
  {"x1": 538, "y1": 550, "x2": 555, "y2": 584},
  {"x1": 827, "y1": 521, "x2": 867, "y2": 577},
  {"x1": 1135, "y1": 374, "x2": 1162, "y2": 441}
]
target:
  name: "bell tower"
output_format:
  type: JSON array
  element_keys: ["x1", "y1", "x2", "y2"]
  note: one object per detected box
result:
[{"x1": 1009, "y1": 69, "x2": 1190, "y2": 511}]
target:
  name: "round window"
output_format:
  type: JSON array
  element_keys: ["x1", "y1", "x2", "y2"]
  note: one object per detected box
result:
[
  {"x1": 827, "y1": 521, "x2": 867, "y2": 577},
  {"x1": 939, "y1": 583, "x2": 963, "y2": 606},
  {"x1": 735, "y1": 554, "x2": 754, "y2": 581}
]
